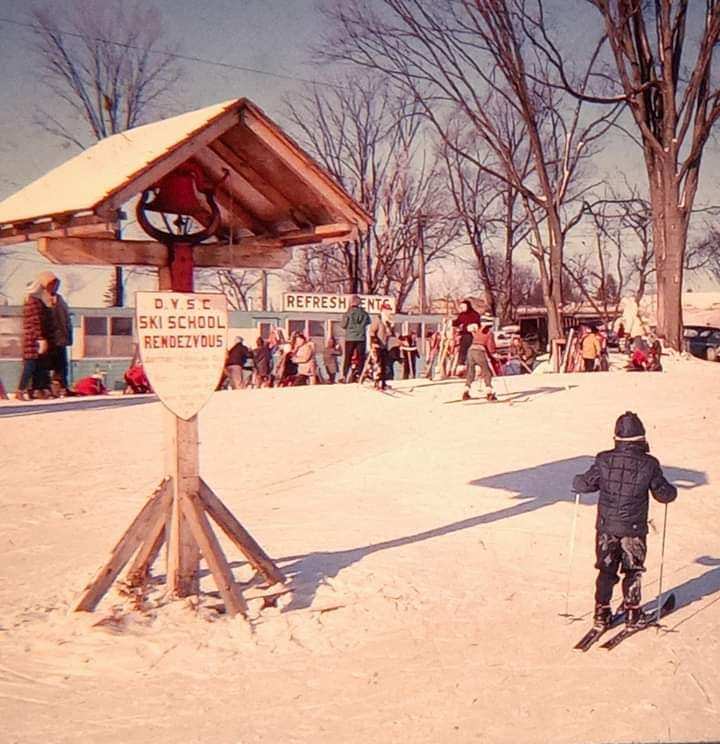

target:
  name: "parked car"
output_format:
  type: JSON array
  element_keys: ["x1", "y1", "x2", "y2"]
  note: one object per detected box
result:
[{"x1": 685, "y1": 326, "x2": 720, "y2": 361}]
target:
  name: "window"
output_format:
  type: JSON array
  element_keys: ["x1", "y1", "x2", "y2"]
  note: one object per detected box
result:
[
  {"x1": 330, "y1": 320, "x2": 342, "y2": 340},
  {"x1": 110, "y1": 317, "x2": 133, "y2": 356},
  {"x1": 406, "y1": 322, "x2": 422, "y2": 339},
  {"x1": 308, "y1": 320, "x2": 325, "y2": 339},
  {"x1": 288, "y1": 319, "x2": 305, "y2": 337},
  {"x1": 0, "y1": 315, "x2": 22, "y2": 358},
  {"x1": 83, "y1": 316, "x2": 109, "y2": 357},
  {"x1": 82, "y1": 315, "x2": 134, "y2": 357}
]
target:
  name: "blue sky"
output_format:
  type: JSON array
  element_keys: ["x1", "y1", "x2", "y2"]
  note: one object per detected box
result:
[{"x1": 0, "y1": 0, "x2": 718, "y2": 305}]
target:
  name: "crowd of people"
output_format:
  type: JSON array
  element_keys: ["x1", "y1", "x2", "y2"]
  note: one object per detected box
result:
[
  {"x1": 569, "y1": 321, "x2": 663, "y2": 374},
  {"x1": 213, "y1": 296, "x2": 539, "y2": 396},
  {"x1": 14, "y1": 286, "x2": 668, "y2": 403}
]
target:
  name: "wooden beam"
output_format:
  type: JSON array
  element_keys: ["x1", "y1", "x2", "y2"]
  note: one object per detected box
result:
[
  {"x1": 75, "y1": 479, "x2": 172, "y2": 612},
  {"x1": 208, "y1": 139, "x2": 313, "y2": 225},
  {"x1": 277, "y1": 223, "x2": 357, "y2": 247},
  {"x1": 196, "y1": 243, "x2": 293, "y2": 269},
  {"x1": 241, "y1": 107, "x2": 372, "y2": 229},
  {"x1": 37, "y1": 236, "x2": 293, "y2": 269},
  {"x1": 95, "y1": 106, "x2": 243, "y2": 216},
  {"x1": 125, "y1": 502, "x2": 168, "y2": 588},
  {"x1": 194, "y1": 149, "x2": 280, "y2": 223},
  {"x1": 0, "y1": 216, "x2": 116, "y2": 247},
  {"x1": 180, "y1": 491, "x2": 247, "y2": 617},
  {"x1": 38, "y1": 236, "x2": 168, "y2": 266},
  {"x1": 199, "y1": 479, "x2": 285, "y2": 586}
]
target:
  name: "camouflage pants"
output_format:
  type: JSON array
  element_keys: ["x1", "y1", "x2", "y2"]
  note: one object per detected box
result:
[{"x1": 594, "y1": 532, "x2": 647, "y2": 607}]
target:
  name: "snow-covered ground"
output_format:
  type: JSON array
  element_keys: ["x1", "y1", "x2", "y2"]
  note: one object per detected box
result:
[{"x1": 1, "y1": 356, "x2": 719, "y2": 744}]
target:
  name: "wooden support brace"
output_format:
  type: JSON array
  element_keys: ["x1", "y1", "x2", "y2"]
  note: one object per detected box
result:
[
  {"x1": 125, "y1": 490, "x2": 171, "y2": 588},
  {"x1": 199, "y1": 479, "x2": 285, "y2": 586},
  {"x1": 75, "y1": 479, "x2": 172, "y2": 612},
  {"x1": 179, "y1": 492, "x2": 247, "y2": 618}
]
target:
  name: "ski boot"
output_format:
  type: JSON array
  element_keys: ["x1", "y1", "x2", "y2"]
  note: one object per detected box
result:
[
  {"x1": 625, "y1": 606, "x2": 649, "y2": 629},
  {"x1": 462, "y1": 390, "x2": 471, "y2": 401},
  {"x1": 486, "y1": 391, "x2": 497, "y2": 401},
  {"x1": 593, "y1": 604, "x2": 612, "y2": 629}
]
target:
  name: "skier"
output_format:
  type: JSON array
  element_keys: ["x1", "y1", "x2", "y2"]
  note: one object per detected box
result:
[
  {"x1": 572, "y1": 412, "x2": 677, "y2": 630},
  {"x1": 461, "y1": 322, "x2": 497, "y2": 401},
  {"x1": 452, "y1": 299, "x2": 482, "y2": 370}
]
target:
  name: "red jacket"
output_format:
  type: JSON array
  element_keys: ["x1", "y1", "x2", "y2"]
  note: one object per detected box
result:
[
  {"x1": 453, "y1": 309, "x2": 482, "y2": 333},
  {"x1": 470, "y1": 326, "x2": 497, "y2": 354},
  {"x1": 74, "y1": 376, "x2": 107, "y2": 396}
]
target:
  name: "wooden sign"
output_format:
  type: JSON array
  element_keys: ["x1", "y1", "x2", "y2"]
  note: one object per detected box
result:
[
  {"x1": 282, "y1": 292, "x2": 395, "y2": 314},
  {"x1": 136, "y1": 292, "x2": 228, "y2": 420}
]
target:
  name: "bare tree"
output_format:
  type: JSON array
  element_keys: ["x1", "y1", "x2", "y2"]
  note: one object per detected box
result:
[
  {"x1": 535, "y1": 0, "x2": 720, "y2": 348},
  {"x1": 283, "y1": 75, "x2": 458, "y2": 310},
  {"x1": 29, "y1": 0, "x2": 183, "y2": 149},
  {"x1": 439, "y1": 104, "x2": 533, "y2": 324},
  {"x1": 197, "y1": 270, "x2": 262, "y2": 311},
  {"x1": 320, "y1": 0, "x2": 621, "y2": 342}
]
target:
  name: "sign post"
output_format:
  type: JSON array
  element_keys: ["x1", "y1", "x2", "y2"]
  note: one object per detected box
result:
[{"x1": 75, "y1": 245, "x2": 285, "y2": 617}]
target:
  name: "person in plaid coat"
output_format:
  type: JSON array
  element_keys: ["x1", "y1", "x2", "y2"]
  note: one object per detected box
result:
[{"x1": 15, "y1": 280, "x2": 52, "y2": 400}]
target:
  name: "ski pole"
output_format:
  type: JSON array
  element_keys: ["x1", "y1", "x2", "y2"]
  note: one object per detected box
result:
[
  {"x1": 655, "y1": 502, "x2": 669, "y2": 629},
  {"x1": 560, "y1": 491, "x2": 581, "y2": 618}
]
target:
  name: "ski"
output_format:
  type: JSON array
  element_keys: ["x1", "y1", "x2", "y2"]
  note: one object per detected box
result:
[
  {"x1": 600, "y1": 593, "x2": 676, "y2": 650},
  {"x1": 573, "y1": 607, "x2": 626, "y2": 652},
  {"x1": 443, "y1": 395, "x2": 526, "y2": 405}
]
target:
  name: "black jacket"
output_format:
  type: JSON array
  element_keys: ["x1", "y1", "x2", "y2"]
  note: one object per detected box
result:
[
  {"x1": 573, "y1": 441, "x2": 677, "y2": 536},
  {"x1": 227, "y1": 342, "x2": 249, "y2": 367}
]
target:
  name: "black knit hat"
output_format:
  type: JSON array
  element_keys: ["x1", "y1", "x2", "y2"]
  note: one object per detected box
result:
[{"x1": 614, "y1": 411, "x2": 646, "y2": 441}]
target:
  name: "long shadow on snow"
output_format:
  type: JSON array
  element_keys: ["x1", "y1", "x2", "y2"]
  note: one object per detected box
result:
[
  {"x1": 662, "y1": 555, "x2": 720, "y2": 629},
  {"x1": 0, "y1": 394, "x2": 158, "y2": 417},
  {"x1": 261, "y1": 457, "x2": 705, "y2": 612}
]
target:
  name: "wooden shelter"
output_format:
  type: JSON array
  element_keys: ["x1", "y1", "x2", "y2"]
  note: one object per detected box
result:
[
  {"x1": 0, "y1": 99, "x2": 371, "y2": 617},
  {"x1": 0, "y1": 98, "x2": 371, "y2": 265}
]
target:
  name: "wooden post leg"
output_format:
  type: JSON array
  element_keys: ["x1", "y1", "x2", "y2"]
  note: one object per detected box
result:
[
  {"x1": 199, "y1": 479, "x2": 286, "y2": 585},
  {"x1": 166, "y1": 412, "x2": 201, "y2": 597},
  {"x1": 180, "y1": 492, "x2": 247, "y2": 618},
  {"x1": 75, "y1": 480, "x2": 171, "y2": 612},
  {"x1": 125, "y1": 480, "x2": 172, "y2": 587}
]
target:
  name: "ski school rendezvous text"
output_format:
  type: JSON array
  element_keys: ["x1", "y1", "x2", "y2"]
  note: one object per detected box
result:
[{"x1": 137, "y1": 296, "x2": 227, "y2": 350}]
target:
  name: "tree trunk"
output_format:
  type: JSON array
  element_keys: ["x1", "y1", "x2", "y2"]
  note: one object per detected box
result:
[
  {"x1": 649, "y1": 170, "x2": 687, "y2": 350},
  {"x1": 536, "y1": 254, "x2": 563, "y2": 346}
]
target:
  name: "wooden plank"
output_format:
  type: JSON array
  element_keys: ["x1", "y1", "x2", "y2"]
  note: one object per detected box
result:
[
  {"x1": 180, "y1": 491, "x2": 247, "y2": 617},
  {"x1": 165, "y1": 401, "x2": 201, "y2": 598},
  {"x1": 195, "y1": 243, "x2": 293, "y2": 269},
  {"x1": 125, "y1": 479, "x2": 172, "y2": 587},
  {"x1": 195, "y1": 148, "x2": 281, "y2": 222},
  {"x1": 0, "y1": 216, "x2": 116, "y2": 247},
  {"x1": 209, "y1": 138, "x2": 306, "y2": 216},
  {"x1": 75, "y1": 480, "x2": 171, "y2": 612},
  {"x1": 241, "y1": 107, "x2": 372, "y2": 228},
  {"x1": 277, "y1": 223, "x2": 356, "y2": 247},
  {"x1": 199, "y1": 479, "x2": 286, "y2": 586},
  {"x1": 37, "y1": 236, "x2": 293, "y2": 269},
  {"x1": 95, "y1": 106, "x2": 244, "y2": 215},
  {"x1": 38, "y1": 237, "x2": 168, "y2": 266}
]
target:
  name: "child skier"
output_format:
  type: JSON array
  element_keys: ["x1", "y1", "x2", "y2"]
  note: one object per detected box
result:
[{"x1": 572, "y1": 411, "x2": 677, "y2": 629}]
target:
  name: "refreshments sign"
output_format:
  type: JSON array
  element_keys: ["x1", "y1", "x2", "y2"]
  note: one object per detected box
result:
[
  {"x1": 136, "y1": 292, "x2": 228, "y2": 420},
  {"x1": 282, "y1": 293, "x2": 395, "y2": 314}
]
